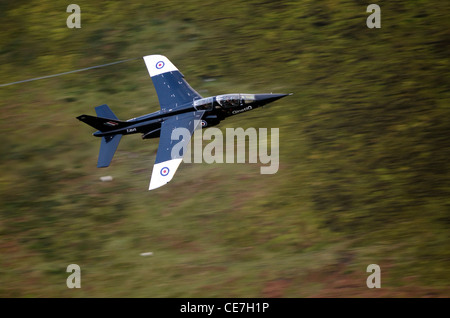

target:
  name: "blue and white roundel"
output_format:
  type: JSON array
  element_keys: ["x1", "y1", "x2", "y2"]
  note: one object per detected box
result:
[
  {"x1": 160, "y1": 167, "x2": 170, "y2": 176},
  {"x1": 156, "y1": 61, "x2": 165, "y2": 69}
]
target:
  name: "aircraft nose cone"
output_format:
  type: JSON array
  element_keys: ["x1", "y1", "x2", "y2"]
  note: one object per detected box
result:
[{"x1": 256, "y1": 93, "x2": 291, "y2": 104}]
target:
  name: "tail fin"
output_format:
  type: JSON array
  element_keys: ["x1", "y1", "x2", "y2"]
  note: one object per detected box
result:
[
  {"x1": 98, "y1": 134, "x2": 122, "y2": 168},
  {"x1": 77, "y1": 114, "x2": 126, "y2": 131},
  {"x1": 77, "y1": 105, "x2": 131, "y2": 132},
  {"x1": 77, "y1": 104, "x2": 125, "y2": 168}
]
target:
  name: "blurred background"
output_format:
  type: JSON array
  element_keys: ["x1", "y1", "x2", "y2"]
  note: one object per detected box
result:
[{"x1": 0, "y1": 0, "x2": 449, "y2": 297}]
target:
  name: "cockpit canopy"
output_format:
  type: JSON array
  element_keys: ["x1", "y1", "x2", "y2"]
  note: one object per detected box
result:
[
  {"x1": 216, "y1": 94, "x2": 256, "y2": 108},
  {"x1": 193, "y1": 97, "x2": 214, "y2": 111},
  {"x1": 216, "y1": 94, "x2": 240, "y2": 108}
]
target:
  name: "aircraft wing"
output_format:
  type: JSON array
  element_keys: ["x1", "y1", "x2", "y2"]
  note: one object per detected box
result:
[
  {"x1": 143, "y1": 55, "x2": 202, "y2": 110},
  {"x1": 149, "y1": 110, "x2": 204, "y2": 190}
]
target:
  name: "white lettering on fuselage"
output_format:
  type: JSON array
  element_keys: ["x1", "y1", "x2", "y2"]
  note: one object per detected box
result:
[{"x1": 232, "y1": 106, "x2": 252, "y2": 115}]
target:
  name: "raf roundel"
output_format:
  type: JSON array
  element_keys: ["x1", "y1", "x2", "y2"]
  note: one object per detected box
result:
[
  {"x1": 160, "y1": 167, "x2": 170, "y2": 176},
  {"x1": 155, "y1": 61, "x2": 165, "y2": 69}
]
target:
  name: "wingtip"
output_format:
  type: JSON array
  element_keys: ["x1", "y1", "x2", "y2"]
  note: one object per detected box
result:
[
  {"x1": 148, "y1": 158, "x2": 183, "y2": 191},
  {"x1": 143, "y1": 55, "x2": 178, "y2": 77},
  {"x1": 149, "y1": 182, "x2": 167, "y2": 191}
]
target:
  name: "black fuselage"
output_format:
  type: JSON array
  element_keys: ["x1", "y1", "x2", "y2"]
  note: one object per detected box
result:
[{"x1": 93, "y1": 93, "x2": 288, "y2": 139}]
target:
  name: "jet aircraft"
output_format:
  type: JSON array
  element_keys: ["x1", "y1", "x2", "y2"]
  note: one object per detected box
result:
[{"x1": 77, "y1": 55, "x2": 290, "y2": 190}]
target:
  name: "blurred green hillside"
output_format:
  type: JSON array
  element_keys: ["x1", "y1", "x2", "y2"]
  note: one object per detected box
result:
[{"x1": 0, "y1": 0, "x2": 449, "y2": 297}]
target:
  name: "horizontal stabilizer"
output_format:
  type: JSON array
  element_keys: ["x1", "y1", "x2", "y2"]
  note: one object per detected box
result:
[{"x1": 98, "y1": 134, "x2": 122, "y2": 168}]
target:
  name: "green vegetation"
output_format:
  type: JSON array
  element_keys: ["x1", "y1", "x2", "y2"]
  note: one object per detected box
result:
[{"x1": 0, "y1": 0, "x2": 449, "y2": 297}]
